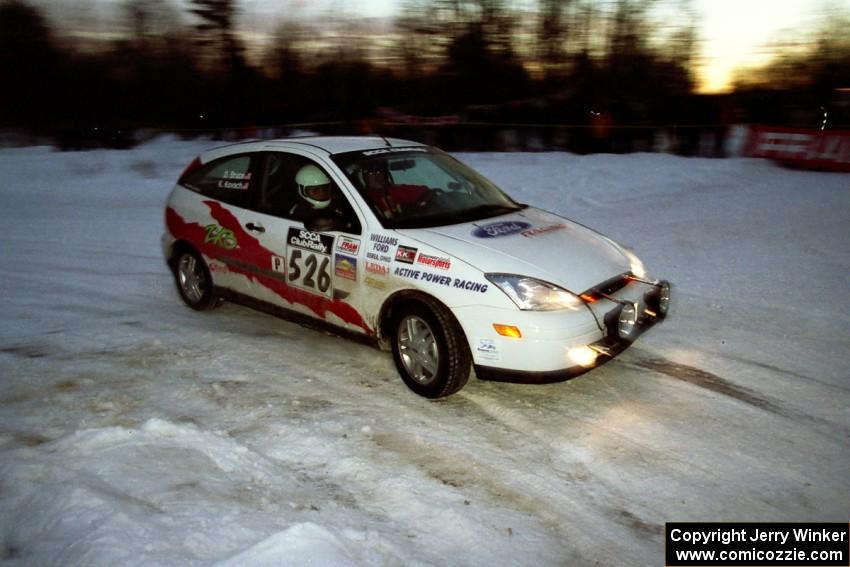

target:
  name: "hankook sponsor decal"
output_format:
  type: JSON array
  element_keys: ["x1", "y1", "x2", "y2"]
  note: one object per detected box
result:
[{"x1": 472, "y1": 221, "x2": 532, "y2": 238}]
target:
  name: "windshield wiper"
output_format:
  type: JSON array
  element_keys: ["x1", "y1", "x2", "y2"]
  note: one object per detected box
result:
[
  {"x1": 457, "y1": 203, "x2": 525, "y2": 220},
  {"x1": 382, "y1": 203, "x2": 526, "y2": 230}
]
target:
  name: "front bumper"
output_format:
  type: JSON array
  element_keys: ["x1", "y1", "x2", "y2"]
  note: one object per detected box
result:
[{"x1": 473, "y1": 279, "x2": 670, "y2": 383}]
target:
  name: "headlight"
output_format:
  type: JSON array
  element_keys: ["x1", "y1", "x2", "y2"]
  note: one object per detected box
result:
[
  {"x1": 485, "y1": 274, "x2": 583, "y2": 311},
  {"x1": 623, "y1": 249, "x2": 646, "y2": 279}
]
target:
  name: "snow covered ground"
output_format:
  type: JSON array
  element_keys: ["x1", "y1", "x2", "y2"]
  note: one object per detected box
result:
[{"x1": 0, "y1": 137, "x2": 847, "y2": 566}]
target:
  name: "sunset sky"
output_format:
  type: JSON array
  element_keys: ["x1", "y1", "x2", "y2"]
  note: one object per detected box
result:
[{"x1": 34, "y1": 0, "x2": 850, "y2": 93}]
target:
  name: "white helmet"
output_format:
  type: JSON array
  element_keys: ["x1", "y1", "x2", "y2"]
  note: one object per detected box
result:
[{"x1": 296, "y1": 164, "x2": 332, "y2": 209}]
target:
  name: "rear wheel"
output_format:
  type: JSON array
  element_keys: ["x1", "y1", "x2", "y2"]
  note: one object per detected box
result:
[
  {"x1": 391, "y1": 299, "x2": 470, "y2": 398},
  {"x1": 173, "y1": 249, "x2": 220, "y2": 311}
]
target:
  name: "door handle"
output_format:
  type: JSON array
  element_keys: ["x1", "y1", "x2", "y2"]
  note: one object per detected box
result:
[{"x1": 245, "y1": 222, "x2": 265, "y2": 233}]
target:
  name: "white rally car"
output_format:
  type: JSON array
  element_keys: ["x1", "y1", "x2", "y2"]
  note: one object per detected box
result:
[{"x1": 163, "y1": 136, "x2": 670, "y2": 398}]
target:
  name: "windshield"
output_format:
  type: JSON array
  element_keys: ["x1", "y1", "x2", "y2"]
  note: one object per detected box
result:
[{"x1": 331, "y1": 147, "x2": 525, "y2": 229}]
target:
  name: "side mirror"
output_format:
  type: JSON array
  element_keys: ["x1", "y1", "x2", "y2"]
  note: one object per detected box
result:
[{"x1": 305, "y1": 211, "x2": 344, "y2": 233}]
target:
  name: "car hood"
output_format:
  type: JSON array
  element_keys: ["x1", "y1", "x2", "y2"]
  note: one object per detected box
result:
[{"x1": 397, "y1": 207, "x2": 631, "y2": 293}]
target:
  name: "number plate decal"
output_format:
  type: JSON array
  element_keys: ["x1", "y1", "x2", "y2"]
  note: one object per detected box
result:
[{"x1": 286, "y1": 228, "x2": 334, "y2": 298}]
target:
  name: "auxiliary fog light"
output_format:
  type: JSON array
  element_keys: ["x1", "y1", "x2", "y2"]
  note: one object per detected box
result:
[
  {"x1": 568, "y1": 346, "x2": 598, "y2": 368},
  {"x1": 617, "y1": 302, "x2": 638, "y2": 339},
  {"x1": 657, "y1": 280, "x2": 671, "y2": 317}
]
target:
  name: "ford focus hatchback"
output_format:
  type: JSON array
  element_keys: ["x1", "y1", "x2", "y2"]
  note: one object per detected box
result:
[{"x1": 163, "y1": 136, "x2": 671, "y2": 398}]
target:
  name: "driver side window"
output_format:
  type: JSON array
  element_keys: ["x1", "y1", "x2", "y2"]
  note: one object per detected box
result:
[{"x1": 256, "y1": 153, "x2": 361, "y2": 234}]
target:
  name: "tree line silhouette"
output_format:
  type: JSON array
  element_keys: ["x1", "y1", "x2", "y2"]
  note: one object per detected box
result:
[{"x1": 0, "y1": 0, "x2": 847, "y2": 151}]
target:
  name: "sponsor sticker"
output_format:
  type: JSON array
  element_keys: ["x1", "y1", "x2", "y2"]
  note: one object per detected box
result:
[
  {"x1": 370, "y1": 233, "x2": 398, "y2": 255},
  {"x1": 521, "y1": 224, "x2": 567, "y2": 238},
  {"x1": 476, "y1": 339, "x2": 500, "y2": 361},
  {"x1": 288, "y1": 227, "x2": 334, "y2": 254},
  {"x1": 334, "y1": 254, "x2": 357, "y2": 281},
  {"x1": 336, "y1": 236, "x2": 361, "y2": 255},
  {"x1": 395, "y1": 245, "x2": 417, "y2": 264},
  {"x1": 366, "y1": 251, "x2": 392, "y2": 263},
  {"x1": 393, "y1": 267, "x2": 488, "y2": 293},
  {"x1": 365, "y1": 276, "x2": 386, "y2": 289},
  {"x1": 366, "y1": 261, "x2": 389, "y2": 276},
  {"x1": 204, "y1": 224, "x2": 238, "y2": 249},
  {"x1": 472, "y1": 221, "x2": 532, "y2": 238},
  {"x1": 416, "y1": 253, "x2": 451, "y2": 270}
]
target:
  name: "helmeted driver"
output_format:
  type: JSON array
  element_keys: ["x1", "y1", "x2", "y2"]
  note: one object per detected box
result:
[
  {"x1": 295, "y1": 164, "x2": 333, "y2": 211},
  {"x1": 289, "y1": 164, "x2": 356, "y2": 231},
  {"x1": 361, "y1": 160, "x2": 430, "y2": 218}
]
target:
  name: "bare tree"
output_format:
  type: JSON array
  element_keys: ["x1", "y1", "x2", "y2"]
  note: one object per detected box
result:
[{"x1": 188, "y1": 0, "x2": 243, "y2": 73}]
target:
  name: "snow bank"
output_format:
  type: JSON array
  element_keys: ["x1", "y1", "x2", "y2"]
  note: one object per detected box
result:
[{"x1": 0, "y1": 139, "x2": 847, "y2": 565}]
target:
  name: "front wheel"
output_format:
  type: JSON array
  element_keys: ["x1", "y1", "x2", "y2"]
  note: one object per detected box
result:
[
  {"x1": 173, "y1": 248, "x2": 221, "y2": 311},
  {"x1": 391, "y1": 300, "x2": 471, "y2": 398}
]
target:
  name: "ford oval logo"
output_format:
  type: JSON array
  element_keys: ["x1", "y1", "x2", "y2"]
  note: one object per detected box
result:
[{"x1": 472, "y1": 221, "x2": 532, "y2": 238}]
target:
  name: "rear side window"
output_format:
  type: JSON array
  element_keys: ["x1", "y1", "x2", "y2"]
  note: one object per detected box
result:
[{"x1": 181, "y1": 154, "x2": 255, "y2": 209}]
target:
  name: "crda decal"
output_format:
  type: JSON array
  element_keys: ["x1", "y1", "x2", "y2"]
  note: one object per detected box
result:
[
  {"x1": 336, "y1": 236, "x2": 361, "y2": 255},
  {"x1": 365, "y1": 261, "x2": 387, "y2": 289},
  {"x1": 521, "y1": 224, "x2": 566, "y2": 238},
  {"x1": 395, "y1": 245, "x2": 417, "y2": 264},
  {"x1": 366, "y1": 261, "x2": 389, "y2": 276},
  {"x1": 416, "y1": 253, "x2": 451, "y2": 270},
  {"x1": 471, "y1": 221, "x2": 532, "y2": 238},
  {"x1": 334, "y1": 254, "x2": 357, "y2": 281},
  {"x1": 204, "y1": 224, "x2": 238, "y2": 249}
]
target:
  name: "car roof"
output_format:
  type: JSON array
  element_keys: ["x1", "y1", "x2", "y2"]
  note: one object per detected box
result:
[
  {"x1": 267, "y1": 136, "x2": 426, "y2": 155},
  {"x1": 197, "y1": 136, "x2": 431, "y2": 166},
  {"x1": 203, "y1": 136, "x2": 426, "y2": 160}
]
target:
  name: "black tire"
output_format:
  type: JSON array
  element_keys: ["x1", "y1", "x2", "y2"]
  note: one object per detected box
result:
[
  {"x1": 172, "y1": 248, "x2": 221, "y2": 311},
  {"x1": 391, "y1": 298, "x2": 471, "y2": 398}
]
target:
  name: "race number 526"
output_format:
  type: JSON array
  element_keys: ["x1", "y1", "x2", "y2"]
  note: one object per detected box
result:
[{"x1": 287, "y1": 249, "x2": 332, "y2": 297}]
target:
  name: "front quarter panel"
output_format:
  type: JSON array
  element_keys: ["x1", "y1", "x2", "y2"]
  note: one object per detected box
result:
[{"x1": 368, "y1": 230, "x2": 602, "y2": 371}]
